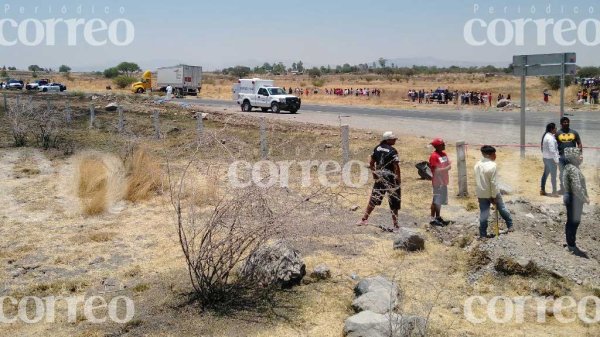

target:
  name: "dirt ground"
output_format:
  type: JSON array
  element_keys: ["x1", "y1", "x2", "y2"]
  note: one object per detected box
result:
[{"x1": 0, "y1": 94, "x2": 599, "y2": 336}]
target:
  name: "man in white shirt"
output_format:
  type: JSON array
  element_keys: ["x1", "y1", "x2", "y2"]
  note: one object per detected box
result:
[
  {"x1": 474, "y1": 146, "x2": 514, "y2": 239},
  {"x1": 166, "y1": 85, "x2": 173, "y2": 100}
]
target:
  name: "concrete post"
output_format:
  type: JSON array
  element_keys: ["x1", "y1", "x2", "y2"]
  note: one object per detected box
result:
[{"x1": 456, "y1": 141, "x2": 468, "y2": 197}]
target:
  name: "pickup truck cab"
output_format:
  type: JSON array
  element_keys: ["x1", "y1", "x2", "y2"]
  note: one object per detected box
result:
[
  {"x1": 26, "y1": 79, "x2": 50, "y2": 90},
  {"x1": 233, "y1": 78, "x2": 301, "y2": 113}
]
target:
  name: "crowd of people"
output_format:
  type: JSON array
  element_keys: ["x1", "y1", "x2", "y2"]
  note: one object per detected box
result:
[
  {"x1": 324, "y1": 88, "x2": 382, "y2": 96},
  {"x1": 357, "y1": 117, "x2": 590, "y2": 258},
  {"x1": 405, "y1": 88, "x2": 512, "y2": 106}
]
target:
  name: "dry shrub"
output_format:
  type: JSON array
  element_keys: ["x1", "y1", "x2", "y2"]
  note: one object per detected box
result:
[
  {"x1": 88, "y1": 231, "x2": 116, "y2": 243},
  {"x1": 75, "y1": 152, "x2": 126, "y2": 215},
  {"x1": 78, "y1": 157, "x2": 109, "y2": 215},
  {"x1": 125, "y1": 148, "x2": 162, "y2": 202}
]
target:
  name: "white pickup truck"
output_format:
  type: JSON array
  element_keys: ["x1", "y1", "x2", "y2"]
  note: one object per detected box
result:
[{"x1": 233, "y1": 78, "x2": 301, "y2": 113}]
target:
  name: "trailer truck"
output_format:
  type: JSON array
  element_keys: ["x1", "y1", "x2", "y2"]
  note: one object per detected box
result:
[{"x1": 131, "y1": 65, "x2": 202, "y2": 97}]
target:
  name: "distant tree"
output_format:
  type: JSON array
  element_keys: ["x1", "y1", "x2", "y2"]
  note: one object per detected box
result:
[
  {"x1": 296, "y1": 61, "x2": 304, "y2": 72},
  {"x1": 262, "y1": 62, "x2": 272, "y2": 72},
  {"x1": 308, "y1": 67, "x2": 322, "y2": 78},
  {"x1": 116, "y1": 62, "x2": 141, "y2": 76},
  {"x1": 103, "y1": 67, "x2": 120, "y2": 78},
  {"x1": 577, "y1": 66, "x2": 600, "y2": 78},
  {"x1": 542, "y1": 76, "x2": 574, "y2": 90},
  {"x1": 113, "y1": 75, "x2": 137, "y2": 89},
  {"x1": 378, "y1": 57, "x2": 387, "y2": 68},
  {"x1": 292, "y1": 62, "x2": 297, "y2": 71},
  {"x1": 8, "y1": 66, "x2": 17, "y2": 70},
  {"x1": 229, "y1": 66, "x2": 251, "y2": 78},
  {"x1": 28, "y1": 65, "x2": 43, "y2": 72},
  {"x1": 1, "y1": 69, "x2": 7, "y2": 78},
  {"x1": 58, "y1": 65, "x2": 71, "y2": 73},
  {"x1": 272, "y1": 63, "x2": 286, "y2": 75}
]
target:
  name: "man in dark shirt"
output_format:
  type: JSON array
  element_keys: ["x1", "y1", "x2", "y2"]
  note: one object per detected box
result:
[
  {"x1": 556, "y1": 117, "x2": 583, "y2": 193},
  {"x1": 358, "y1": 131, "x2": 402, "y2": 229}
]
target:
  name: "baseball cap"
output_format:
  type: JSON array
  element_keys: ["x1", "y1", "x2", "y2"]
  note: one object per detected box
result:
[
  {"x1": 431, "y1": 138, "x2": 445, "y2": 147},
  {"x1": 382, "y1": 131, "x2": 397, "y2": 141}
]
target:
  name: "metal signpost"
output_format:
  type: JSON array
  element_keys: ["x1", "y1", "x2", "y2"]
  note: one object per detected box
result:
[{"x1": 512, "y1": 53, "x2": 576, "y2": 158}]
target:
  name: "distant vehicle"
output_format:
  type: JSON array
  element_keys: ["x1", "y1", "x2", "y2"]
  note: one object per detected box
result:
[
  {"x1": 6, "y1": 79, "x2": 24, "y2": 90},
  {"x1": 233, "y1": 78, "x2": 301, "y2": 113},
  {"x1": 131, "y1": 65, "x2": 203, "y2": 97},
  {"x1": 430, "y1": 88, "x2": 452, "y2": 104},
  {"x1": 25, "y1": 79, "x2": 50, "y2": 90},
  {"x1": 39, "y1": 82, "x2": 66, "y2": 92}
]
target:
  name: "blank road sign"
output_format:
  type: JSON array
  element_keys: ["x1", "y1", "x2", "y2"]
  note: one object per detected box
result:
[
  {"x1": 513, "y1": 53, "x2": 576, "y2": 66},
  {"x1": 513, "y1": 63, "x2": 577, "y2": 77}
]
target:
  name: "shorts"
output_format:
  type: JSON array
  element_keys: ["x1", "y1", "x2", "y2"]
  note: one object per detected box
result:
[
  {"x1": 369, "y1": 179, "x2": 401, "y2": 211},
  {"x1": 432, "y1": 185, "x2": 448, "y2": 206}
]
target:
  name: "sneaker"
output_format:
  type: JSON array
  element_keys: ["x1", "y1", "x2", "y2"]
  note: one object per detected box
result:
[
  {"x1": 356, "y1": 219, "x2": 368, "y2": 226},
  {"x1": 500, "y1": 227, "x2": 515, "y2": 234},
  {"x1": 540, "y1": 190, "x2": 547, "y2": 196},
  {"x1": 436, "y1": 217, "x2": 451, "y2": 226},
  {"x1": 429, "y1": 219, "x2": 444, "y2": 227},
  {"x1": 568, "y1": 246, "x2": 589, "y2": 258}
]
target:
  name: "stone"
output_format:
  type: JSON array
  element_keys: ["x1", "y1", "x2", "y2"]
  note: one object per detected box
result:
[
  {"x1": 393, "y1": 228, "x2": 425, "y2": 252},
  {"x1": 350, "y1": 205, "x2": 360, "y2": 212},
  {"x1": 311, "y1": 264, "x2": 331, "y2": 280},
  {"x1": 241, "y1": 240, "x2": 306, "y2": 288},
  {"x1": 352, "y1": 290, "x2": 398, "y2": 314},
  {"x1": 324, "y1": 143, "x2": 333, "y2": 149},
  {"x1": 343, "y1": 311, "x2": 426, "y2": 337},
  {"x1": 355, "y1": 276, "x2": 398, "y2": 297},
  {"x1": 105, "y1": 102, "x2": 118, "y2": 111}
]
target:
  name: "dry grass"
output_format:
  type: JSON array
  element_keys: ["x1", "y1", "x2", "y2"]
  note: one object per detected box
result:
[
  {"x1": 77, "y1": 156, "x2": 109, "y2": 215},
  {"x1": 124, "y1": 147, "x2": 162, "y2": 202}
]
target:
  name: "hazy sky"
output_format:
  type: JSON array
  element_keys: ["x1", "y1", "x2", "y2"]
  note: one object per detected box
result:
[{"x1": 0, "y1": 0, "x2": 598, "y2": 71}]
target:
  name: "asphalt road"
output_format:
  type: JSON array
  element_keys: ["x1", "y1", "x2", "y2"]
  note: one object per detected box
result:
[{"x1": 182, "y1": 98, "x2": 600, "y2": 133}]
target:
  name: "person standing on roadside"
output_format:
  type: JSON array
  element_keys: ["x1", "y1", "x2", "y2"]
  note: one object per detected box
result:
[
  {"x1": 429, "y1": 138, "x2": 451, "y2": 226},
  {"x1": 540, "y1": 123, "x2": 560, "y2": 196},
  {"x1": 358, "y1": 132, "x2": 402, "y2": 230},
  {"x1": 556, "y1": 117, "x2": 583, "y2": 193},
  {"x1": 474, "y1": 146, "x2": 514, "y2": 239},
  {"x1": 562, "y1": 147, "x2": 590, "y2": 258}
]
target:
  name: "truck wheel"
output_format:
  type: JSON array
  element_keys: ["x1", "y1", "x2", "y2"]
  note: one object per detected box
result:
[
  {"x1": 290, "y1": 108, "x2": 298, "y2": 114},
  {"x1": 42, "y1": 88, "x2": 48, "y2": 92},
  {"x1": 242, "y1": 101, "x2": 252, "y2": 112},
  {"x1": 261, "y1": 107, "x2": 269, "y2": 112},
  {"x1": 136, "y1": 88, "x2": 144, "y2": 94},
  {"x1": 271, "y1": 102, "x2": 280, "y2": 113}
]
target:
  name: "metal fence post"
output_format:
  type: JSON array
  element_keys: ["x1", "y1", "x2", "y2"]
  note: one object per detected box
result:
[
  {"x1": 196, "y1": 113, "x2": 204, "y2": 139},
  {"x1": 153, "y1": 110, "x2": 160, "y2": 139},
  {"x1": 341, "y1": 124, "x2": 350, "y2": 164},
  {"x1": 260, "y1": 117, "x2": 268, "y2": 160},
  {"x1": 456, "y1": 141, "x2": 468, "y2": 197},
  {"x1": 117, "y1": 104, "x2": 124, "y2": 133},
  {"x1": 89, "y1": 103, "x2": 95, "y2": 128},
  {"x1": 2, "y1": 93, "x2": 7, "y2": 114},
  {"x1": 65, "y1": 99, "x2": 72, "y2": 124}
]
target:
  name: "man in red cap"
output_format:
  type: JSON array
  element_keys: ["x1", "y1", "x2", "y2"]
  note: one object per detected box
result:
[{"x1": 429, "y1": 138, "x2": 451, "y2": 226}]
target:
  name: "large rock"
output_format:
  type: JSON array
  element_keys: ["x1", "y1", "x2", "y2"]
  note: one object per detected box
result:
[
  {"x1": 343, "y1": 311, "x2": 427, "y2": 337},
  {"x1": 353, "y1": 276, "x2": 400, "y2": 314},
  {"x1": 393, "y1": 229, "x2": 425, "y2": 252},
  {"x1": 354, "y1": 276, "x2": 399, "y2": 298},
  {"x1": 241, "y1": 240, "x2": 305, "y2": 288},
  {"x1": 352, "y1": 290, "x2": 398, "y2": 314}
]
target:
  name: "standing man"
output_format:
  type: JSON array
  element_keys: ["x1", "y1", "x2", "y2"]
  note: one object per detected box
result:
[
  {"x1": 429, "y1": 138, "x2": 451, "y2": 226},
  {"x1": 166, "y1": 85, "x2": 173, "y2": 100},
  {"x1": 556, "y1": 117, "x2": 583, "y2": 193},
  {"x1": 474, "y1": 146, "x2": 514, "y2": 239},
  {"x1": 358, "y1": 131, "x2": 402, "y2": 229},
  {"x1": 562, "y1": 147, "x2": 590, "y2": 257}
]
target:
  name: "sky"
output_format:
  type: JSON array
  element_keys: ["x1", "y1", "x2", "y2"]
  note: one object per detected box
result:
[{"x1": 0, "y1": 0, "x2": 599, "y2": 71}]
